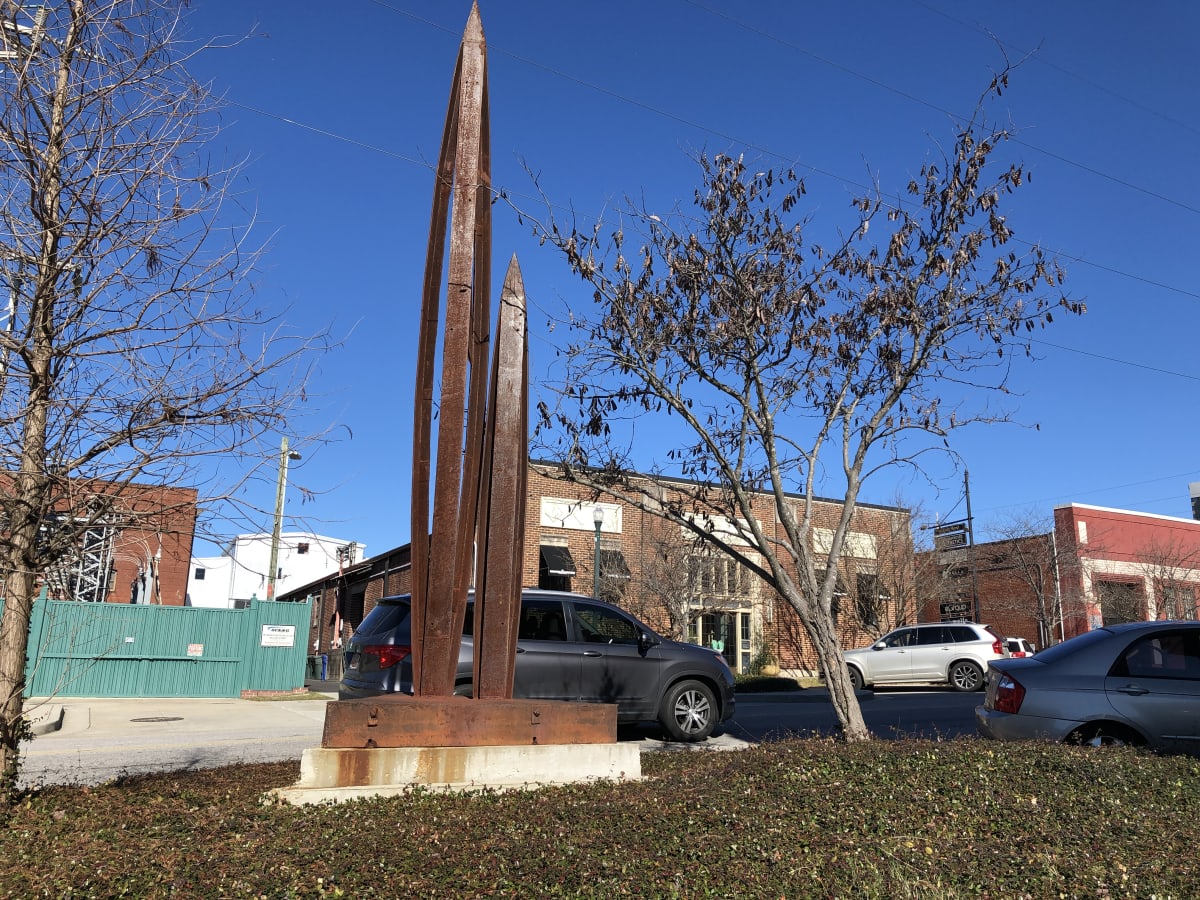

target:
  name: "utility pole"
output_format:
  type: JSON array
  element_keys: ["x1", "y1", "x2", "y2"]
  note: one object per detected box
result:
[
  {"x1": 266, "y1": 437, "x2": 301, "y2": 601},
  {"x1": 965, "y1": 470, "x2": 980, "y2": 623}
]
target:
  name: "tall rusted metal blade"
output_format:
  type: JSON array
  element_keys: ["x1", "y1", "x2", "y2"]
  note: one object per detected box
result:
[
  {"x1": 474, "y1": 255, "x2": 529, "y2": 698},
  {"x1": 443, "y1": 38, "x2": 493, "y2": 694},
  {"x1": 410, "y1": 45, "x2": 462, "y2": 693},
  {"x1": 412, "y1": 2, "x2": 490, "y2": 697}
]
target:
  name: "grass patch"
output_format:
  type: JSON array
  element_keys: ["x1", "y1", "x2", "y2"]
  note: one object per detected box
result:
[{"x1": 4, "y1": 739, "x2": 1198, "y2": 897}]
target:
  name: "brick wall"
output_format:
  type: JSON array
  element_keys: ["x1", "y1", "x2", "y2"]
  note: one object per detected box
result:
[{"x1": 284, "y1": 463, "x2": 912, "y2": 677}]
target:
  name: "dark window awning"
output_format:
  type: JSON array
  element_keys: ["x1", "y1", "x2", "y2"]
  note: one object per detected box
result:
[
  {"x1": 540, "y1": 545, "x2": 577, "y2": 577},
  {"x1": 599, "y1": 548, "x2": 631, "y2": 579}
]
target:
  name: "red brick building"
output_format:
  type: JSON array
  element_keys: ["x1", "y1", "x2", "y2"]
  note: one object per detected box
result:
[
  {"x1": 1056, "y1": 503, "x2": 1200, "y2": 635},
  {"x1": 919, "y1": 533, "x2": 1060, "y2": 649},
  {"x1": 920, "y1": 502, "x2": 1200, "y2": 649},
  {"x1": 286, "y1": 462, "x2": 912, "y2": 678},
  {"x1": 32, "y1": 481, "x2": 198, "y2": 606}
]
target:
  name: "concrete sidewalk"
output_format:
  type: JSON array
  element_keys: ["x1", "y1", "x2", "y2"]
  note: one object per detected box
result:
[
  {"x1": 22, "y1": 679, "x2": 339, "y2": 738},
  {"x1": 18, "y1": 691, "x2": 336, "y2": 788}
]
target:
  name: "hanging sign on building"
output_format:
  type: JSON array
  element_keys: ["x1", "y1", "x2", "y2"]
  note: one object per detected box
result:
[
  {"x1": 940, "y1": 600, "x2": 972, "y2": 619},
  {"x1": 934, "y1": 523, "x2": 969, "y2": 551}
]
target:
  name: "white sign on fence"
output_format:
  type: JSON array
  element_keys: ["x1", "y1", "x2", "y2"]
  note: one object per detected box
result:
[{"x1": 260, "y1": 624, "x2": 296, "y2": 648}]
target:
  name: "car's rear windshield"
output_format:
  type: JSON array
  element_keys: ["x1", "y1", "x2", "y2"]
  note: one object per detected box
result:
[
  {"x1": 355, "y1": 597, "x2": 411, "y2": 638},
  {"x1": 1029, "y1": 627, "x2": 1112, "y2": 664}
]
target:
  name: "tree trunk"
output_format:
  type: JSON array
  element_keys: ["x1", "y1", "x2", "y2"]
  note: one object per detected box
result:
[
  {"x1": 810, "y1": 613, "x2": 870, "y2": 741},
  {"x1": 0, "y1": 557, "x2": 39, "y2": 802}
]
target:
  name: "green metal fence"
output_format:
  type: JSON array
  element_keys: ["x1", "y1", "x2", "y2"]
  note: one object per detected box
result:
[{"x1": 14, "y1": 597, "x2": 312, "y2": 698}]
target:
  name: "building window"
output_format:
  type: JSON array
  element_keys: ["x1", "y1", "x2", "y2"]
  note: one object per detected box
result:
[
  {"x1": 194, "y1": 568, "x2": 206, "y2": 581},
  {"x1": 539, "y1": 544, "x2": 576, "y2": 592},
  {"x1": 818, "y1": 568, "x2": 847, "y2": 622},
  {"x1": 1161, "y1": 584, "x2": 1198, "y2": 621},
  {"x1": 297, "y1": 543, "x2": 310, "y2": 555},
  {"x1": 597, "y1": 547, "x2": 631, "y2": 604},
  {"x1": 687, "y1": 553, "x2": 752, "y2": 600},
  {"x1": 598, "y1": 548, "x2": 631, "y2": 580},
  {"x1": 856, "y1": 572, "x2": 887, "y2": 629},
  {"x1": 1098, "y1": 580, "x2": 1141, "y2": 625}
]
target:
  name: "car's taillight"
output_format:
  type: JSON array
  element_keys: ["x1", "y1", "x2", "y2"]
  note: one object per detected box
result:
[
  {"x1": 363, "y1": 644, "x2": 411, "y2": 669},
  {"x1": 993, "y1": 673, "x2": 1025, "y2": 714},
  {"x1": 992, "y1": 638, "x2": 1003, "y2": 655}
]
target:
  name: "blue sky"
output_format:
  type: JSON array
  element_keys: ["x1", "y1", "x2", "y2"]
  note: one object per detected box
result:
[{"x1": 184, "y1": 1, "x2": 1199, "y2": 556}]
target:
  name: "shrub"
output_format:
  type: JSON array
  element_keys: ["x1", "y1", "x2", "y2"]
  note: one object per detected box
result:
[{"x1": 3, "y1": 741, "x2": 1198, "y2": 897}]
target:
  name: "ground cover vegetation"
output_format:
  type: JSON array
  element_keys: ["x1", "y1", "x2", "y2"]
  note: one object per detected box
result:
[{"x1": 2, "y1": 740, "x2": 1196, "y2": 897}]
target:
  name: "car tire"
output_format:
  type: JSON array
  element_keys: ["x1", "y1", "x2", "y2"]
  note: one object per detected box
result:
[
  {"x1": 1067, "y1": 724, "x2": 1140, "y2": 749},
  {"x1": 453, "y1": 681, "x2": 473, "y2": 698},
  {"x1": 948, "y1": 661, "x2": 984, "y2": 692},
  {"x1": 847, "y1": 666, "x2": 864, "y2": 692},
  {"x1": 658, "y1": 679, "x2": 717, "y2": 742}
]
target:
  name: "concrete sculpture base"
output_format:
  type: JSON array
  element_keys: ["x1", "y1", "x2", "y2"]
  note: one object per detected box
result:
[
  {"x1": 268, "y1": 741, "x2": 642, "y2": 805},
  {"x1": 268, "y1": 696, "x2": 641, "y2": 805}
]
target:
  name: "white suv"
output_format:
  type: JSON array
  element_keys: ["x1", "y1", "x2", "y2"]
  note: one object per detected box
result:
[{"x1": 843, "y1": 623, "x2": 1005, "y2": 692}]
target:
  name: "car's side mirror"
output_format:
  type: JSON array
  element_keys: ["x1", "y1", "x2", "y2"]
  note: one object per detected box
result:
[
  {"x1": 873, "y1": 642, "x2": 886, "y2": 650},
  {"x1": 638, "y1": 631, "x2": 660, "y2": 652}
]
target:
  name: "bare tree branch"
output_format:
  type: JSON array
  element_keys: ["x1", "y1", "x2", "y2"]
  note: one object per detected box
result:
[
  {"x1": 0, "y1": 0, "x2": 329, "y2": 803},
  {"x1": 515, "y1": 69, "x2": 1082, "y2": 740}
]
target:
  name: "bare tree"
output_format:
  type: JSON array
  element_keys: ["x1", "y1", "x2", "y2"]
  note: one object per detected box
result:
[
  {"x1": 0, "y1": 1, "x2": 326, "y2": 801},
  {"x1": 854, "y1": 496, "x2": 925, "y2": 638},
  {"x1": 617, "y1": 516, "x2": 760, "y2": 646},
  {"x1": 624, "y1": 525, "x2": 700, "y2": 642},
  {"x1": 523, "y1": 72, "x2": 1082, "y2": 741},
  {"x1": 1131, "y1": 535, "x2": 1200, "y2": 621},
  {"x1": 981, "y1": 512, "x2": 1066, "y2": 648}
]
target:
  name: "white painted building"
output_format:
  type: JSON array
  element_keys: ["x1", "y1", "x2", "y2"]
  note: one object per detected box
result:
[{"x1": 187, "y1": 533, "x2": 364, "y2": 608}]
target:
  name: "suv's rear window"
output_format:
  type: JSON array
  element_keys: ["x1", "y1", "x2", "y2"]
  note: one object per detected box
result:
[{"x1": 355, "y1": 598, "x2": 411, "y2": 638}]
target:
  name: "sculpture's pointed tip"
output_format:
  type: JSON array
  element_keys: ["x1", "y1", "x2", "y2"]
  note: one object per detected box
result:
[
  {"x1": 502, "y1": 255, "x2": 525, "y2": 296},
  {"x1": 466, "y1": 2, "x2": 483, "y2": 37}
]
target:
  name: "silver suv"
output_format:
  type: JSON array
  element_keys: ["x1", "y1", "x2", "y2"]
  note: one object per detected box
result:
[{"x1": 843, "y1": 622, "x2": 1005, "y2": 692}]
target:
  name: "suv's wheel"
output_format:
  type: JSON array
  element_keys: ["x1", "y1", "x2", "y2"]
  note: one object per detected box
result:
[
  {"x1": 948, "y1": 661, "x2": 984, "y2": 692},
  {"x1": 659, "y1": 680, "x2": 717, "y2": 742},
  {"x1": 847, "y1": 666, "x2": 864, "y2": 692}
]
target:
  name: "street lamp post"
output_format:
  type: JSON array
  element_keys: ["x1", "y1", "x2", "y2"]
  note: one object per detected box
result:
[
  {"x1": 592, "y1": 506, "x2": 604, "y2": 600},
  {"x1": 266, "y1": 437, "x2": 301, "y2": 601}
]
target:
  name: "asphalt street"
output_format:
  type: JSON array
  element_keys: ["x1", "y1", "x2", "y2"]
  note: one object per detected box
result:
[{"x1": 17, "y1": 686, "x2": 981, "y2": 788}]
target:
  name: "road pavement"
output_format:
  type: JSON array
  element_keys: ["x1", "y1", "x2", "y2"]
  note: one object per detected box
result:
[{"x1": 17, "y1": 685, "x2": 979, "y2": 788}]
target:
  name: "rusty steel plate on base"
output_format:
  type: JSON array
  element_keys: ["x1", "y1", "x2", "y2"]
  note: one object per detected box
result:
[{"x1": 322, "y1": 696, "x2": 617, "y2": 749}]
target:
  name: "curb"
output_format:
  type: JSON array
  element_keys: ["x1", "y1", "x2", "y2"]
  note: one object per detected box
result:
[
  {"x1": 25, "y1": 704, "x2": 65, "y2": 736},
  {"x1": 734, "y1": 689, "x2": 875, "y2": 703}
]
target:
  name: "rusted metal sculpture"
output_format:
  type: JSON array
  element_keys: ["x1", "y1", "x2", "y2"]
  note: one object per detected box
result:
[
  {"x1": 409, "y1": 2, "x2": 527, "y2": 699},
  {"x1": 311, "y1": 2, "x2": 626, "y2": 763}
]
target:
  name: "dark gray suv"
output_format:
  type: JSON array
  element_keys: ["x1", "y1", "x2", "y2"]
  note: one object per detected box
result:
[{"x1": 339, "y1": 590, "x2": 736, "y2": 741}]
